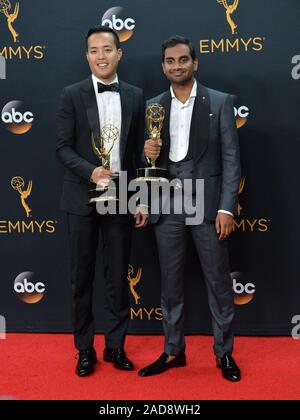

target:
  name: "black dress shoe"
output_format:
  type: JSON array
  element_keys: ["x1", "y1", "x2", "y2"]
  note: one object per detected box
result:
[
  {"x1": 103, "y1": 348, "x2": 134, "y2": 370},
  {"x1": 76, "y1": 348, "x2": 97, "y2": 377},
  {"x1": 216, "y1": 354, "x2": 241, "y2": 382},
  {"x1": 138, "y1": 352, "x2": 187, "y2": 377}
]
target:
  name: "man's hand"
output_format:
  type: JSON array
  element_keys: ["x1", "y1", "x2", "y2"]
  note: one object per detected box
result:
[
  {"x1": 144, "y1": 139, "x2": 162, "y2": 160},
  {"x1": 215, "y1": 213, "x2": 234, "y2": 240},
  {"x1": 90, "y1": 166, "x2": 115, "y2": 187},
  {"x1": 134, "y1": 205, "x2": 149, "y2": 228}
]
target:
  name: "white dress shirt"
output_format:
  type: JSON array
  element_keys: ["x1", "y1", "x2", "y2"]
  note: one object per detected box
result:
[
  {"x1": 169, "y1": 80, "x2": 197, "y2": 162},
  {"x1": 169, "y1": 80, "x2": 232, "y2": 217},
  {"x1": 92, "y1": 74, "x2": 121, "y2": 172}
]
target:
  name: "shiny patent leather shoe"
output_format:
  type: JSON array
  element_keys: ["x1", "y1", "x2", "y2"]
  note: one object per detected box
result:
[
  {"x1": 103, "y1": 348, "x2": 134, "y2": 370},
  {"x1": 138, "y1": 352, "x2": 187, "y2": 377},
  {"x1": 216, "y1": 354, "x2": 241, "y2": 382},
  {"x1": 76, "y1": 348, "x2": 97, "y2": 377}
]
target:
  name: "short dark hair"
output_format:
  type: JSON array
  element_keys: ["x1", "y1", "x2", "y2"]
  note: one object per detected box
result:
[
  {"x1": 162, "y1": 35, "x2": 196, "y2": 62},
  {"x1": 86, "y1": 25, "x2": 120, "y2": 50}
]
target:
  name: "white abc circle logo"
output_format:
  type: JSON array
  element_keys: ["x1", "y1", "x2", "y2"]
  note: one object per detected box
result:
[
  {"x1": 1, "y1": 100, "x2": 34, "y2": 134},
  {"x1": 232, "y1": 278, "x2": 255, "y2": 295},
  {"x1": 14, "y1": 279, "x2": 45, "y2": 294},
  {"x1": 14, "y1": 272, "x2": 45, "y2": 304},
  {"x1": 2, "y1": 108, "x2": 34, "y2": 124},
  {"x1": 230, "y1": 272, "x2": 255, "y2": 305},
  {"x1": 102, "y1": 14, "x2": 135, "y2": 31},
  {"x1": 234, "y1": 106, "x2": 249, "y2": 118},
  {"x1": 101, "y1": 7, "x2": 135, "y2": 42},
  {"x1": 234, "y1": 106, "x2": 249, "y2": 129}
]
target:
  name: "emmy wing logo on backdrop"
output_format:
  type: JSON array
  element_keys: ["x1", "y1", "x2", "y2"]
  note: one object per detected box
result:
[
  {"x1": 217, "y1": 0, "x2": 239, "y2": 35},
  {"x1": 0, "y1": 177, "x2": 57, "y2": 234},
  {"x1": 0, "y1": 0, "x2": 19, "y2": 43},
  {"x1": 233, "y1": 178, "x2": 270, "y2": 233},
  {"x1": 237, "y1": 177, "x2": 244, "y2": 216},
  {"x1": 128, "y1": 265, "x2": 162, "y2": 321},
  {"x1": 128, "y1": 264, "x2": 141, "y2": 305},
  {"x1": 199, "y1": 0, "x2": 266, "y2": 54},
  {"x1": 101, "y1": 6, "x2": 135, "y2": 42},
  {"x1": 0, "y1": 1, "x2": 45, "y2": 60},
  {"x1": 11, "y1": 176, "x2": 32, "y2": 218}
]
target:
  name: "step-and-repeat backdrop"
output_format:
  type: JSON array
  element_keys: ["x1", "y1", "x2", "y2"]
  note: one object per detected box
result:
[{"x1": 1, "y1": 0, "x2": 299, "y2": 335}]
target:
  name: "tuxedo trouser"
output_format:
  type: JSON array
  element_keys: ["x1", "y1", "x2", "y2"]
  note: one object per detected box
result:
[
  {"x1": 154, "y1": 212, "x2": 234, "y2": 358},
  {"x1": 67, "y1": 210, "x2": 132, "y2": 351}
]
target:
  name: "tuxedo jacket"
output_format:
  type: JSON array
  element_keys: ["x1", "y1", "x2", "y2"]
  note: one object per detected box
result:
[
  {"x1": 56, "y1": 76, "x2": 145, "y2": 216},
  {"x1": 149, "y1": 82, "x2": 241, "y2": 222}
]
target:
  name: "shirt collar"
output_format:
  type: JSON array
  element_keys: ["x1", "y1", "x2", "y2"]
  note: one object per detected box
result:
[
  {"x1": 92, "y1": 74, "x2": 119, "y2": 93},
  {"x1": 170, "y1": 79, "x2": 197, "y2": 101}
]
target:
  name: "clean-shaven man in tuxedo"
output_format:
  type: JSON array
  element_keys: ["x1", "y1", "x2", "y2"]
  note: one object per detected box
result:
[
  {"x1": 56, "y1": 26, "x2": 148, "y2": 377},
  {"x1": 138, "y1": 36, "x2": 241, "y2": 381}
]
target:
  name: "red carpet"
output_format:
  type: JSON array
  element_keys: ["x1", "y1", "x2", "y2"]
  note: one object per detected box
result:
[{"x1": 0, "y1": 334, "x2": 299, "y2": 400}]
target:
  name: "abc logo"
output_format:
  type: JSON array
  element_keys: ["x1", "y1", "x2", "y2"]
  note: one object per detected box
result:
[
  {"x1": 1, "y1": 101, "x2": 34, "y2": 134},
  {"x1": 14, "y1": 272, "x2": 45, "y2": 304},
  {"x1": 230, "y1": 272, "x2": 255, "y2": 305},
  {"x1": 102, "y1": 7, "x2": 135, "y2": 42},
  {"x1": 234, "y1": 106, "x2": 249, "y2": 129}
]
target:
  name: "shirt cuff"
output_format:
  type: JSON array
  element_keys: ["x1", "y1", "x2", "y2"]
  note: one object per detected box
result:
[{"x1": 218, "y1": 209, "x2": 233, "y2": 217}]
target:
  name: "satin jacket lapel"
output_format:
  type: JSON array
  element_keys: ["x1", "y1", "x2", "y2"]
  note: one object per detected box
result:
[
  {"x1": 190, "y1": 83, "x2": 211, "y2": 163},
  {"x1": 80, "y1": 77, "x2": 100, "y2": 140},
  {"x1": 157, "y1": 90, "x2": 171, "y2": 168},
  {"x1": 119, "y1": 81, "x2": 133, "y2": 165}
]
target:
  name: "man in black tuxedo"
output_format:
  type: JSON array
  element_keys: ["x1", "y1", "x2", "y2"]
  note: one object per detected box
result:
[
  {"x1": 56, "y1": 26, "x2": 148, "y2": 376},
  {"x1": 138, "y1": 36, "x2": 241, "y2": 381}
]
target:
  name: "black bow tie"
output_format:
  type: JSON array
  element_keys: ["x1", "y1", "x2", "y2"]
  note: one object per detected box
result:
[{"x1": 97, "y1": 82, "x2": 119, "y2": 93}]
